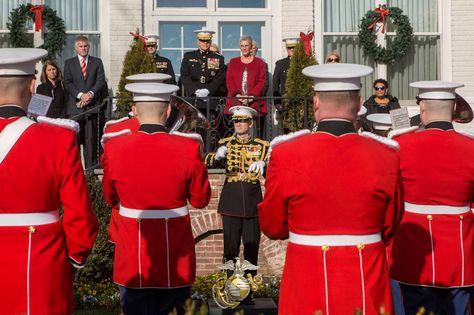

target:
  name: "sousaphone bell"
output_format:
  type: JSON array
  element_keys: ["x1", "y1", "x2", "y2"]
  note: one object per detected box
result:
[{"x1": 166, "y1": 95, "x2": 210, "y2": 132}]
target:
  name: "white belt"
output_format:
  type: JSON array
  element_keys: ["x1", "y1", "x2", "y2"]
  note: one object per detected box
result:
[
  {"x1": 289, "y1": 232, "x2": 381, "y2": 246},
  {"x1": 405, "y1": 202, "x2": 470, "y2": 215},
  {"x1": 0, "y1": 210, "x2": 59, "y2": 226},
  {"x1": 119, "y1": 205, "x2": 188, "y2": 219}
]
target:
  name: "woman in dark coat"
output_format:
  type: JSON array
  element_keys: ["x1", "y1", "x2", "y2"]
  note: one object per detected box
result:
[
  {"x1": 36, "y1": 59, "x2": 67, "y2": 118},
  {"x1": 361, "y1": 78, "x2": 400, "y2": 131}
]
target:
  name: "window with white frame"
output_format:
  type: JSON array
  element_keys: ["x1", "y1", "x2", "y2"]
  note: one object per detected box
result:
[
  {"x1": 0, "y1": 0, "x2": 100, "y2": 66},
  {"x1": 159, "y1": 22, "x2": 206, "y2": 75},
  {"x1": 153, "y1": 0, "x2": 271, "y2": 75},
  {"x1": 322, "y1": 0, "x2": 439, "y2": 100}
]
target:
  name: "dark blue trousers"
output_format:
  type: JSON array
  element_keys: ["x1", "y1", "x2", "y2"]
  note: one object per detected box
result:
[
  {"x1": 119, "y1": 285, "x2": 190, "y2": 315},
  {"x1": 391, "y1": 279, "x2": 406, "y2": 315},
  {"x1": 400, "y1": 283, "x2": 470, "y2": 315}
]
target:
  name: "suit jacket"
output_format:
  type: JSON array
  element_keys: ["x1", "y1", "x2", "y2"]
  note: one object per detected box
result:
[
  {"x1": 273, "y1": 56, "x2": 290, "y2": 97},
  {"x1": 64, "y1": 55, "x2": 106, "y2": 117}
]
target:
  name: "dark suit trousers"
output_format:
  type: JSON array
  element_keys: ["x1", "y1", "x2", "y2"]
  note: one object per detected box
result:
[
  {"x1": 76, "y1": 110, "x2": 100, "y2": 169},
  {"x1": 222, "y1": 215, "x2": 260, "y2": 276}
]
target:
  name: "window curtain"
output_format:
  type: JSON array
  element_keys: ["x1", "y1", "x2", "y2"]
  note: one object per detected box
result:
[
  {"x1": 387, "y1": 0, "x2": 438, "y2": 99},
  {"x1": 323, "y1": 0, "x2": 374, "y2": 99}
]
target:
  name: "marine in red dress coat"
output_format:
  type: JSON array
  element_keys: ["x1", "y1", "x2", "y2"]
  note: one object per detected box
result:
[
  {"x1": 389, "y1": 80, "x2": 474, "y2": 315},
  {"x1": 0, "y1": 48, "x2": 98, "y2": 315},
  {"x1": 259, "y1": 63, "x2": 403, "y2": 315}
]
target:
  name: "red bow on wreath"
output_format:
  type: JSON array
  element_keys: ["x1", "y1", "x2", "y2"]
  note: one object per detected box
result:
[
  {"x1": 129, "y1": 32, "x2": 148, "y2": 51},
  {"x1": 299, "y1": 31, "x2": 314, "y2": 56},
  {"x1": 368, "y1": 7, "x2": 391, "y2": 34},
  {"x1": 30, "y1": 5, "x2": 45, "y2": 32}
]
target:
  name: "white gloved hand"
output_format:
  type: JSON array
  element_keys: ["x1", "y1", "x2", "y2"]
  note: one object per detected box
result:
[
  {"x1": 215, "y1": 145, "x2": 227, "y2": 160},
  {"x1": 200, "y1": 88, "x2": 210, "y2": 97},
  {"x1": 194, "y1": 89, "x2": 204, "y2": 97},
  {"x1": 248, "y1": 160, "x2": 266, "y2": 174}
]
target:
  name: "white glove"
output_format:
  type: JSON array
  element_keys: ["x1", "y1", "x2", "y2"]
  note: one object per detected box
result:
[
  {"x1": 248, "y1": 160, "x2": 266, "y2": 174},
  {"x1": 215, "y1": 145, "x2": 227, "y2": 160},
  {"x1": 200, "y1": 88, "x2": 210, "y2": 97},
  {"x1": 194, "y1": 89, "x2": 203, "y2": 97}
]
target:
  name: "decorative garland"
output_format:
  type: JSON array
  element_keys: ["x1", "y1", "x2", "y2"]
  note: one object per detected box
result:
[
  {"x1": 358, "y1": 6, "x2": 413, "y2": 64},
  {"x1": 7, "y1": 4, "x2": 66, "y2": 59}
]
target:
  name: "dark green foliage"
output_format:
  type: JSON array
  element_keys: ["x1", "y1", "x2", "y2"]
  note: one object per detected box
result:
[
  {"x1": 358, "y1": 6, "x2": 413, "y2": 64},
  {"x1": 115, "y1": 36, "x2": 155, "y2": 117},
  {"x1": 7, "y1": 4, "x2": 66, "y2": 59},
  {"x1": 283, "y1": 41, "x2": 318, "y2": 132}
]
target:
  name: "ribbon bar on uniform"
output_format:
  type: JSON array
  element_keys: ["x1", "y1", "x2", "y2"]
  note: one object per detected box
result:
[
  {"x1": 289, "y1": 232, "x2": 381, "y2": 246},
  {"x1": 0, "y1": 210, "x2": 59, "y2": 226},
  {"x1": 404, "y1": 202, "x2": 470, "y2": 215},
  {"x1": 119, "y1": 205, "x2": 188, "y2": 219}
]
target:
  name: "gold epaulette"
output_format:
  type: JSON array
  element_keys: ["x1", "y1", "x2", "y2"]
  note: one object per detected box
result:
[
  {"x1": 218, "y1": 136, "x2": 234, "y2": 145},
  {"x1": 253, "y1": 138, "x2": 270, "y2": 147}
]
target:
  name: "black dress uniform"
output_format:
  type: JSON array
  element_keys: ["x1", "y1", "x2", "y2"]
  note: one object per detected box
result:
[
  {"x1": 205, "y1": 135, "x2": 269, "y2": 273},
  {"x1": 153, "y1": 54, "x2": 176, "y2": 85},
  {"x1": 272, "y1": 56, "x2": 290, "y2": 102},
  {"x1": 180, "y1": 49, "x2": 226, "y2": 111}
]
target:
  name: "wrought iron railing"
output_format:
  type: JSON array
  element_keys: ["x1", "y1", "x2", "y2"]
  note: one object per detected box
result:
[{"x1": 68, "y1": 95, "x2": 315, "y2": 172}]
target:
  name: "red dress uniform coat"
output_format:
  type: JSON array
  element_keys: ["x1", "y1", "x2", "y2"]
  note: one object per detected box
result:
[
  {"x1": 104, "y1": 116, "x2": 139, "y2": 134},
  {"x1": 224, "y1": 57, "x2": 267, "y2": 116},
  {"x1": 0, "y1": 106, "x2": 98, "y2": 315},
  {"x1": 258, "y1": 120, "x2": 403, "y2": 315},
  {"x1": 101, "y1": 124, "x2": 211, "y2": 288},
  {"x1": 390, "y1": 122, "x2": 474, "y2": 287}
]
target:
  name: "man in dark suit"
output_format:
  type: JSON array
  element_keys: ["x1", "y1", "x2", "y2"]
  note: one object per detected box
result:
[
  {"x1": 272, "y1": 38, "x2": 299, "y2": 111},
  {"x1": 64, "y1": 35, "x2": 106, "y2": 168}
]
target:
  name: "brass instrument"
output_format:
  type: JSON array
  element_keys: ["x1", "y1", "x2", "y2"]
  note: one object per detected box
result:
[
  {"x1": 167, "y1": 95, "x2": 210, "y2": 132},
  {"x1": 453, "y1": 93, "x2": 473, "y2": 123}
]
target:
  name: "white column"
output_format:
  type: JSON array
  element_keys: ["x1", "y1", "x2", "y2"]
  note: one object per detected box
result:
[
  {"x1": 375, "y1": 0, "x2": 387, "y2": 80},
  {"x1": 32, "y1": 0, "x2": 45, "y2": 48}
]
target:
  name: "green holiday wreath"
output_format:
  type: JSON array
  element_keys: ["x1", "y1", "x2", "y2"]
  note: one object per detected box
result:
[
  {"x1": 7, "y1": 4, "x2": 66, "y2": 59},
  {"x1": 358, "y1": 6, "x2": 413, "y2": 64}
]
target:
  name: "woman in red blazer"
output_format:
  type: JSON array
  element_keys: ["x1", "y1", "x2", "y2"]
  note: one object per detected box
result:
[{"x1": 225, "y1": 35, "x2": 267, "y2": 117}]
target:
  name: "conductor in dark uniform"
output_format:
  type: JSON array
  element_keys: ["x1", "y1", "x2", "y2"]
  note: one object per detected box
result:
[
  {"x1": 180, "y1": 29, "x2": 226, "y2": 114},
  {"x1": 272, "y1": 38, "x2": 299, "y2": 111},
  {"x1": 145, "y1": 34, "x2": 176, "y2": 85},
  {"x1": 205, "y1": 105, "x2": 269, "y2": 304}
]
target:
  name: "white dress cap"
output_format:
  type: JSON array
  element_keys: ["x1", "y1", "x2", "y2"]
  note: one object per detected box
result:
[
  {"x1": 229, "y1": 105, "x2": 257, "y2": 120},
  {"x1": 410, "y1": 81, "x2": 464, "y2": 100},
  {"x1": 0, "y1": 48, "x2": 48, "y2": 76},
  {"x1": 125, "y1": 82, "x2": 179, "y2": 102},
  {"x1": 144, "y1": 34, "x2": 159, "y2": 45},
  {"x1": 302, "y1": 63, "x2": 373, "y2": 91},
  {"x1": 283, "y1": 38, "x2": 300, "y2": 48},
  {"x1": 366, "y1": 113, "x2": 392, "y2": 130},
  {"x1": 357, "y1": 105, "x2": 368, "y2": 117},
  {"x1": 126, "y1": 73, "x2": 172, "y2": 83},
  {"x1": 194, "y1": 28, "x2": 215, "y2": 40}
]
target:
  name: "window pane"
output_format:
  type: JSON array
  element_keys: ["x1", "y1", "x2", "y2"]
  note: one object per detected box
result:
[
  {"x1": 45, "y1": 0, "x2": 99, "y2": 31},
  {"x1": 156, "y1": 0, "x2": 206, "y2": 7},
  {"x1": 159, "y1": 22, "x2": 206, "y2": 74},
  {"x1": 388, "y1": 0, "x2": 437, "y2": 32},
  {"x1": 220, "y1": 22, "x2": 263, "y2": 59},
  {"x1": 323, "y1": 35, "x2": 374, "y2": 99},
  {"x1": 388, "y1": 36, "x2": 439, "y2": 100},
  {"x1": 324, "y1": 0, "x2": 372, "y2": 32},
  {"x1": 218, "y1": 0, "x2": 265, "y2": 8}
]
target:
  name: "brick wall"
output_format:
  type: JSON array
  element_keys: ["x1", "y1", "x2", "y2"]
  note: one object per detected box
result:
[{"x1": 190, "y1": 171, "x2": 287, "y2": 276}]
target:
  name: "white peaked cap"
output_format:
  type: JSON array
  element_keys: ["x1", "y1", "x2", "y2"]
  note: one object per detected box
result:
[
  {"x1": 229, "y1": 106, "x2": 257, "y2": 120},
  {"x1": 144, "y1": 34, "x2": 159, "y2": 45},
  {"x1": 358, "y1": 106, "x2": 368, "y2": 117},
  {"x1": 366, "y1": 113, "x2": 392, "y2": 130},
  {"x1": 194, "y1": 28, "x2": 215, "y2": 40},
  {"x1": 410, "y1": 81, "x2": 464, "y2": 100},
  {"x1": 126, "y1": 73, "x2": 172, "y2": 83},
  {"x1": 302, "y1": 63, "x2": 373, "y2": 91},
  {"x1": 283, "y1": 38, "x2": 300, "y2": 47},
  {"x1": 0, "y1": 48, "x2": 47, "y2": 76},
  {"x1": 125, "y1": 82, "x2": 179, "y2": 102}
]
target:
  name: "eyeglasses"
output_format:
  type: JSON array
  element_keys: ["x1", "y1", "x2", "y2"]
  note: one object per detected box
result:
[
  {"x1": 374, "y1": 86, "x2": 386, "y2": 91},
  {"x1": 287, "y1": 46, "x2": 296, "y2": 50},
  {"x1": 326, "y1": 58, "x2": 339, "y2": 63},
  {"x1": 198, "y1": 39, "x2": 211, "y2": 43}
]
